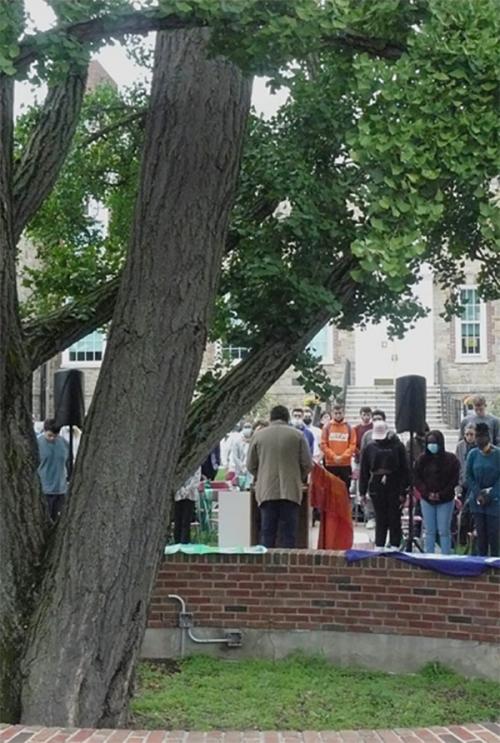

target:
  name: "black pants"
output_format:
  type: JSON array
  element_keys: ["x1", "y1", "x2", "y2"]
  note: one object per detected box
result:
[
  {"x1": 370, "y1": 489, "x2": 402, "y2": 548},
  {"x1": 325, "y1": 466, "x2": 351, "y2": 491},
  {"x1": 474, "y1": 512, "x2": 500, "y2": 556},
  {"x1": 260, "y1": 500, "x2": 299, "y2": 548},
  {"x1": 45, "y1": 493, "x2": 65, "y2": 522},
  {"x1": 174, "y1": 499, "x2": 195, "y2": 544}
]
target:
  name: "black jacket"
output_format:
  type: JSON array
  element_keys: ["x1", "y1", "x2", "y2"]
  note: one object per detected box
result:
[
  {"x1": 414, "y1": 452, "x2": 460, "y2": 504},
  {"x1": 359, "y1": 438, "x2": 410, "y2": 497}
]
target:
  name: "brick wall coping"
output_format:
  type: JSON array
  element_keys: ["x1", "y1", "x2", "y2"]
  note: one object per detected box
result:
[
  {"x1": 160, "y1": 550, "x2": 500, "y2": 572},
  {"x1": 1, "y1": 723, "x2": 500, "y2": 743}
]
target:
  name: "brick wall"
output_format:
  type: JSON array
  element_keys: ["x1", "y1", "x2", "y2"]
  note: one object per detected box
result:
[{"x1": 149, "y1": 551, "x2": 500, "y2": 644}]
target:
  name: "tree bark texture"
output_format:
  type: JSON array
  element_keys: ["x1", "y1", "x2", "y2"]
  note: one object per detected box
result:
[
  {"x1": 0, "y1": 74, "x2": 48, "y2": 723},
  {"x1": 174, "y1": 256, "x2": 357, "y2": 487},
  {"x1": 13, "y1": 68, "x2": 87, "y2": 241},
  {"x1": 20, "y1": 29, "x2": 251, "y2": 727},
  {"x1": 24, "y1": 276, "x2": 120, "y2": 370}
]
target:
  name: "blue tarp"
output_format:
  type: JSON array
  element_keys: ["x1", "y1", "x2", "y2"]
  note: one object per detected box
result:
[{"x1": 346, "y1": 548, "x2": 500, "y2": 576}]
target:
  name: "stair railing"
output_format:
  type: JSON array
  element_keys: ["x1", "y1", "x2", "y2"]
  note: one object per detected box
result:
[
  {"x1": 436, "y1": 357, "x2": 446, "y2": 425},
  {"x1": 341, "y1": 358, "x2": 352, "y2": 405}
]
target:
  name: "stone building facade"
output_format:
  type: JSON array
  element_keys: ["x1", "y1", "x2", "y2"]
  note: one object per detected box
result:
[
  {"x1": 30, "y1": 268, "x2": 500, "y2": 424},
  {"x1": 266, "y1": 270, "x2": 500, "y2": 420}
]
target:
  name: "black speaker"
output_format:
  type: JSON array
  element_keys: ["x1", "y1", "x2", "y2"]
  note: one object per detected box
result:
[
  {"x1": 395, "y1": 375, "x2": 426, "y2": 434},
  {"x1": 53, "y1": 369, "x2": 85, "y2": 428}
]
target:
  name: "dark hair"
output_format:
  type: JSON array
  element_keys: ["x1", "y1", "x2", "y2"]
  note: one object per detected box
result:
[
  {"x1": 475, "y1": 422, "x2": 490, "y2": 438},
  {"x1": 359, "y1": 406, "x2": 372, "y2": 415},
  {"x1": 371, "y1": 409, "x2": 386, "y2": 421},
  {"x1": 333, "y1": 403, "x2": 344, "y2": 412},
  {"x1": 292, "y1": 407, "x2": 303, "y2": 415},
  {"x1": 43, "y1": 418, "x2": 61, "y2": 435},
  {"x1": 417, "y1": 422, "x2": 431, "y2": 437},
  {"x1": 270, "y1": 405, "x2": 290, "y2": 423},
  {"x1": 425, "y1": 429, "x2": 445, "y2": 454}
]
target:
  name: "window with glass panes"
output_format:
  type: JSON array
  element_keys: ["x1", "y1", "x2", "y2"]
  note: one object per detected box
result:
[
  {"x1": 68, "y1": 331, "x2": 104, "y2": 363},
  {"x1": 308, "y1": 326, "x2": 333, "y2": 362},
  {"x1": 459, "y1": 288, "x2": 482, "y2": 356},
  {"x1": 221, "y1": 345, "x2": 249, "y2": 362}
]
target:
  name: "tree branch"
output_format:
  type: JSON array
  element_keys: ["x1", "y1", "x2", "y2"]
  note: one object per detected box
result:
[
  {"x1": 174, "y1": 254, "x2": 357, "y2": 487},
  {"x1": 16, "y1": 10, "x2": 202, "y2": 73},
  {"x1": 23, "y1": 275, "x2": 120, "y2": 371},
  {"x1": 322, "y1": 31, "x2": 405, "y2": 60},
  {"x1": 21, "y1": 188, "x2": 278, "y2": 370},
  {"x1": 80, "y1": 110, "x2": 146, "y2": 147},
  {"x1": 13, "y1": 67, "x2": 87, "y2": 241},
  {"x1": 16, "y1": 7, "x2": 405, "y2": 75}
]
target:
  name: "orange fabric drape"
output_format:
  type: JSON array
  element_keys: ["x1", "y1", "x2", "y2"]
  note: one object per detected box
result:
[{"x1": 309, "y1": 463, "x2": 353, "y2": 550}]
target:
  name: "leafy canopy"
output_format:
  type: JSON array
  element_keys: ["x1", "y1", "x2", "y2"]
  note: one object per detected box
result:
[{"x1": 11, "y1": 0, "x2": 500, "y2": 397}]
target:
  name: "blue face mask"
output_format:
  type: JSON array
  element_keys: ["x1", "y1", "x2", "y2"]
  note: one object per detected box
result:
[{"x1": 427, "y1": 443, "x2": 439, "y2": 455}]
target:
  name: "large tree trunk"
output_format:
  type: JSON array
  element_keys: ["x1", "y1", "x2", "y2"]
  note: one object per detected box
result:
[
  {"x1": 20, "y1": 29, "x2": 251, "y2": 727},
  {"x1": 0, "y1": 74, "x2": 48, "y2": 722}
]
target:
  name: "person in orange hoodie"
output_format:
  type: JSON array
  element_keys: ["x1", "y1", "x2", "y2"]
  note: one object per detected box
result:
[{"x1": 320, "y1": 403, "x2": 357, "y2": 491}]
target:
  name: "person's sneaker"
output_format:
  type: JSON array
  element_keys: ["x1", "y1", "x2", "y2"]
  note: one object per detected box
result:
[{"x1": 366, "y1": 519, "x2": 376, "y2": 529}]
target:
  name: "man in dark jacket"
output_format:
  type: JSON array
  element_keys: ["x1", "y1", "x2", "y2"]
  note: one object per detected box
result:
[{"x1": 359, "y1": 420, "x2": 409, "y2": 549}]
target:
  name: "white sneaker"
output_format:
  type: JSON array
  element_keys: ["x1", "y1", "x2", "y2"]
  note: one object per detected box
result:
[{"x1": 366, "y1": 519, "x2": 376, "y2": 529}]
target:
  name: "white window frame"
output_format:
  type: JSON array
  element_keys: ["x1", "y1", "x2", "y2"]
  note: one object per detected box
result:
[
  {"x1": 219, "y1": 343, "x2": 250, "y2": 366},
  {"x1": 61, "y1": 331, "x2": 107, "y2": 369},
  {"x1": 454, "y1": 286, "x2": 488, "y2": 363}
]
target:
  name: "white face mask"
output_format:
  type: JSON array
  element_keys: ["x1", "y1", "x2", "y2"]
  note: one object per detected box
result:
[
  {"x1": 242, "y1": 427, "x2": 253, "y2": 437},
  {"x1": 292, "y1": 418, "x2": 303, "y2": 428}
]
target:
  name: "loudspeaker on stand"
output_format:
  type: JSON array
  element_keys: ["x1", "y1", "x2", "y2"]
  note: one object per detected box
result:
[
  {"x1": 395, "y1": 374, "x2": 426, "y2": 434},
  {"x1": 53, "y1": 369, "x2": 85, "y2": 429}
]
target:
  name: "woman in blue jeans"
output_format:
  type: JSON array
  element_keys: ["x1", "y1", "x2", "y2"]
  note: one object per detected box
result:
[{"x1": 414, "y1": 430, "x2": 460, "y2": 554}]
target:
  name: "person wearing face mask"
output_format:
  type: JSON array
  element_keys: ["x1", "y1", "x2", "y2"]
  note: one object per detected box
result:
[
  {"x1": 359, "y1": 420, "x2": 409, "y2": 549},
  {"x1": 414, "y1": 430, "x2": 460, "y2": 554},
  {"x1": 303, "y1": 407, "x2": 322, "y2": 451},
  {"x1": 291, "y1": 408, "x2": 316, "y2": 458},
  {"x1": 229, "y1": 421, "x2": 254, "y2": 485},
  {"x1": 360, "y1": 409, "x2": 399, "y2": 452},
  {"x1": 465, "y1": 422, "x2": 500, "y2": 556}
]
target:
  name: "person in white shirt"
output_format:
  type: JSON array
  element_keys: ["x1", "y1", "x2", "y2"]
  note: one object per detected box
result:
[
  {"x1": 173, "y1": 468, "x2": 201, "y2": 543},
  {"x1": 230, "y1": 422, "x2": 253, "y2": 481}
]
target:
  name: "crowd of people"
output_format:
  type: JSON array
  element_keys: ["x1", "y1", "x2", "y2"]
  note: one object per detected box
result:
[
  {"x1": 212, "y1": 395, "x2": 500, "y2": 556},
  {"x1": 33, "y1": 395, "x2": 500, "y2": 557}
]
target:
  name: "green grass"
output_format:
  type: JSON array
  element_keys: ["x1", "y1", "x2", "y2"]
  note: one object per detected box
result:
[{"x1": 131, "y1": 655, "x2": 500, "y2": 730}]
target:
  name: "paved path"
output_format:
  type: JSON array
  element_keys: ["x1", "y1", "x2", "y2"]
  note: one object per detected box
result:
[{"x1": 1, "y1": 724, "x2": 500, "y2": 743}]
